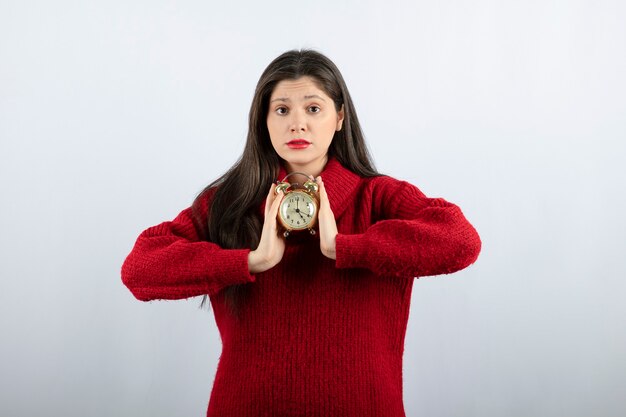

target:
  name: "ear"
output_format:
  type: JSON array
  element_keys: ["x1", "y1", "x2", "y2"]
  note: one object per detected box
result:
[{"x1": 336, "y1": 104, "x2": 345, "y2": 131}]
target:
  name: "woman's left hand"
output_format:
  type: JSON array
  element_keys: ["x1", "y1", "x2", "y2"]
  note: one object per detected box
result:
[{"x1": 316, "y1": 176, "x2": 338, "y2": 260}]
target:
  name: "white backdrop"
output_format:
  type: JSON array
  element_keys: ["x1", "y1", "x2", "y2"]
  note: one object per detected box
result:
[{"x1": 1, "y1": 1, "x2": 624, "y2": 416}]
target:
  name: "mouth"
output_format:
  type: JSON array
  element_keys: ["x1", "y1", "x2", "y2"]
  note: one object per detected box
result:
[{"x1": 287, "y1": 139, "x2": 311, "y2": 149}]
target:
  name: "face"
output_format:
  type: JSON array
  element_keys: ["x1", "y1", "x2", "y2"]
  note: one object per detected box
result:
[{"x1": 267, "y1": 76, "x2": 344, "y2": 176}]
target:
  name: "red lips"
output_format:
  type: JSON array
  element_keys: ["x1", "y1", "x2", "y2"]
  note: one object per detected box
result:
[
  {"x1": 287, "y1": 139, "x2": 310, "y2": 145},
  {"x1": 287, "y1": 139, "x2": 311, "y2": 149}
]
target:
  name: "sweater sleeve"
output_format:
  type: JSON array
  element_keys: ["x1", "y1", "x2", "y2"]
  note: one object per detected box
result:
[
  {"x1": 334, "y1": 178, "x2": 481, "y2": 278},
  {"x1": 121, "y1": 203, "x2": 255, "y2": 302}
]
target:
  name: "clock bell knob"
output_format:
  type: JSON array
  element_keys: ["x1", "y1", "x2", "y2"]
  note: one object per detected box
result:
[
  {"x1": 274, "y1": 182, "x2": 290, "y2": 195},
  {"x1": 303, "y1": 180, "x2": 319, "y2": 194}
]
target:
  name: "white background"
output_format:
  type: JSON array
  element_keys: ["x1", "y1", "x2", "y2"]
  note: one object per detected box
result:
[{"x1": 1, "y1": 1, "x2": 625, "y2": 416}]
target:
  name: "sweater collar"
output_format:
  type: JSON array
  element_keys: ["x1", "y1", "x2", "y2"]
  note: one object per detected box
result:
[{"x1": 272, "y1": 156, "x2": 362, "y2": 219}]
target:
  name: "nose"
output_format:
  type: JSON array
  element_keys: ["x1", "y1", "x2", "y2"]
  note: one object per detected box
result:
[{"x1": 289, "y1": 110, "x2": 307, "y2": 133}]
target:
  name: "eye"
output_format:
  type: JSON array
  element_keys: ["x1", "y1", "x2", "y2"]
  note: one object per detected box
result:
[
  {"x1": 275, "y1": 106, "x2": 288, "y2": 115},
  {"x1": 308, "y1": 106, "x2": 321, "y2": 113}
]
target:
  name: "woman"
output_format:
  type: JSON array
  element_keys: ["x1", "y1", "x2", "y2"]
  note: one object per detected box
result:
[{"x1": 121, "y1": 49, "x2": 481, "y2": 417}]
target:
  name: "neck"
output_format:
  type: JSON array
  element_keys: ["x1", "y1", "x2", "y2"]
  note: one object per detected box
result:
[{"x1": 284, "y1": 155, "x2": 329, "y2": 178}]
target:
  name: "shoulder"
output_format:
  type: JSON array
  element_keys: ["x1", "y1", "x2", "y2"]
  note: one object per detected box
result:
[
  {"x1": 362, "y1": 174, "x2": 427, "y2": 199},
  {"x1": 358, "y1": 174, "x2": 445, "y2": 220},
  {"x1": 190, "y1": 185, "x2": 220, "y2": 237},
  {"x1": 192, "y1": 185, "x2": 218, "y2": 214}
]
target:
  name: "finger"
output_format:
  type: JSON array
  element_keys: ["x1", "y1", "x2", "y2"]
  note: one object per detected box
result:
[
  {"x1": 268, "y1": 188, "x2": 284, "y2": 235},
  {"x1": 317, "y1": 177, "x2": 330, "y2": 209},
  {"x1": 315, "y1": 177, "x2": 337, "y2": 259},
  {"x1": 265, "y1": 182, "x2": 278, "y2": 217},
  {"x1": 317, "y1": 178, "x2": 334, "y2": 226},
  {"x1": 269, "y1": 187, "x2": 284, "y2": 218}
]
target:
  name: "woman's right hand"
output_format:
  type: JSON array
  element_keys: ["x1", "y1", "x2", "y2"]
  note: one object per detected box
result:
[{"x1": 248, "y1": 183, "x2": 286, "y2": 273}]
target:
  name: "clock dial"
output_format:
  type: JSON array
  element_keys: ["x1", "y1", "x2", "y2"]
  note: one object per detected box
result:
[{"x1": 279, "y1": 190, "x2": 317, "y2": 230}]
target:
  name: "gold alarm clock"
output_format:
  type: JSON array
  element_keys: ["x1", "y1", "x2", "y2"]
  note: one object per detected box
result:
[{"x1": 274, "y1": 172, "x2": 320, "y2": 238}]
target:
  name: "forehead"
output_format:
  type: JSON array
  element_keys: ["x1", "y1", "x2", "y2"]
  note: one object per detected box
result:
[{"x1": 270, "y1": 76, "x2": 328, "y2": 99}]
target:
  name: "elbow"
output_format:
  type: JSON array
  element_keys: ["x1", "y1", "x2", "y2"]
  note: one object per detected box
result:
[
  {"x1": 422, "y1": 223, "x2": 481, "y2": 277},
  {"x1": 120, "y1": 255, "x2": 154, "y2": 302},
  {"x1": 430, "y1": 205, "x2": 482, "y2": 275},
  {"x1": 450, "y1": 224, "x2": 482, "y2": 273}
]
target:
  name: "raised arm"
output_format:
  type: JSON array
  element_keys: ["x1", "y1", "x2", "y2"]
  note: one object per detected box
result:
[
  {"x1": 335, "y1": 177, "x2": 481, "y2": 278},
  {"x1": 121, "y1": 202, "x2": 255, "y2": 302}
]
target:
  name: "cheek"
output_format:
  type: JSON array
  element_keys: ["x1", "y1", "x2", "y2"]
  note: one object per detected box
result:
[
  {"x1": 267, "y1": 116, "x2": 284, "y2": 133},
  {"x1": 322, "y1": 116, "x2": 338, "y2": 132},
  {"x1": 266, "y1": 118, "x2": 278, "y2": 138}
]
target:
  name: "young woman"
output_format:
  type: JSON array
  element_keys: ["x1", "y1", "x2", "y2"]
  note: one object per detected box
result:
[{"x1": 121, "y1": 49, "x2": 481, "y2": 417}]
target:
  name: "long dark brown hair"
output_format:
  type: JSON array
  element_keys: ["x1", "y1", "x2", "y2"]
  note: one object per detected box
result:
[{"x1": 192, "y1": 49, "x2": 381, "y2": 318}]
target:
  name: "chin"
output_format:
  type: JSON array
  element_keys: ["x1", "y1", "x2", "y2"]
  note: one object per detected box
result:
[{"x1": 285, "y1": 155, "x2": 318, "y2": 165}]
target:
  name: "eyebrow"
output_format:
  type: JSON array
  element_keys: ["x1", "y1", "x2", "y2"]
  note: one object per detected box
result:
[{"x1": 270, "y1": 94, "x2": 326, "y2": 103}]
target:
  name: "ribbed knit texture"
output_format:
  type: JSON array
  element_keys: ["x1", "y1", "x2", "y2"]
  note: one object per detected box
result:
[{"x1": 121, "y1": 157, "x2": 481, "y2": 417}]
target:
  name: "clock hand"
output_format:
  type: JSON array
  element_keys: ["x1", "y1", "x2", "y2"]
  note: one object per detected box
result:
[{"x1": 293, "y1": 205, "x2": 306, "y2": 220}]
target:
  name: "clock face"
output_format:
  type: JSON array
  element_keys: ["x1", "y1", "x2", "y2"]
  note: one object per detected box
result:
[{"x1": 279, "y1": 190, "x2": 317, "y2": 230}]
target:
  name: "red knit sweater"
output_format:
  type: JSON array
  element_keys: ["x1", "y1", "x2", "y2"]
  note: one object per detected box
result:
[{"x1": 121, "y1": 157, "x2": 481, "y2": 417}]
